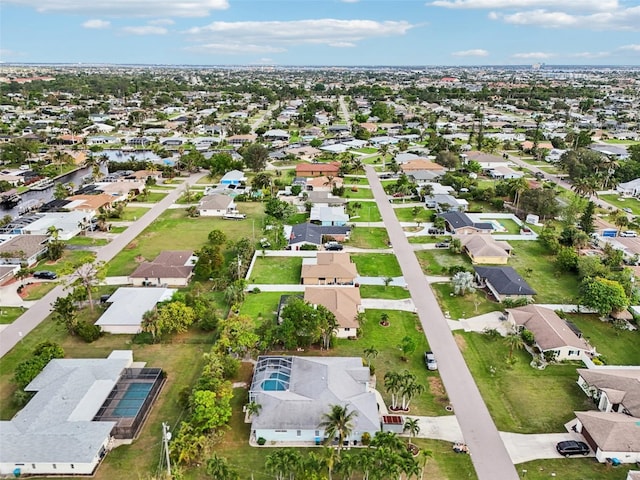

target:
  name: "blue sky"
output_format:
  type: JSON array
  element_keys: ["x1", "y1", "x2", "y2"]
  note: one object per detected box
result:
[{"x1": 1, "y1": 0, "x2": 639, "y2": 66}]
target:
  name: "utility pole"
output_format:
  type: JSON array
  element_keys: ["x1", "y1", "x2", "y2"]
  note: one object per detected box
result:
[{"x1": 162, "y1": 422, "x2": 172, "y2": 478}]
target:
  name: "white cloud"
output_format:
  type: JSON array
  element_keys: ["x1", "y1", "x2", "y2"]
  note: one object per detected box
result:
[
  {"x1": 185, "y1": 19, "x2": 415, "y2": 48},
  {"x1": 512, "y1": 51, "x2": 555, "y2": 59},
  {"x1": 619, "y1": 44, "x2": 640, "y2": 52},
  {"x1": 122, "y1": 25, "x2": 168, "y2": 35},
  {"x1": 492, "y1": 5, "x2": 640, "y2": 30},
  {"x1": 82, "y1": 19, "x2": 110, "y2": 29},
  {"x1": 148, "y1": 18, "x2": 175, "y2": 26},
  {"x1": 184, "y1": 43, "x2": 286, "y2": 55},
  {"x1": 430, "y1": 0, "x2": 617, "y2": 12},
  {"x1": 4, "y1": 0, "x2": 228, "y2": 17},
  {"x1": 451, "y1": 49, "x2": 489, "y2": 57},
  {"x1": 568, "y1": 51, "x2": 611, "y2": 59}
]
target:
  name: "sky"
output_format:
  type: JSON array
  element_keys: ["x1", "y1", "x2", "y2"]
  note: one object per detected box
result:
[{"x1": 1, "y1": 0, "x2": 639, "y2": 66}]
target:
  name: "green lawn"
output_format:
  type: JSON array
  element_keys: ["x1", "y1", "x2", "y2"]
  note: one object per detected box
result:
[
  {"x1": 566, "y1": 314, "x2": 640, "y2": 365},
  {"x1": 118, "y1": 206, "x2": 152, "y2": 222},
  {"x1": 408, "y1": 234, "x2": 452, "y2": 244},
  {"x1": 394, "y1": 207, "x2": 435, "y2": 223},
  {"x1": 343, "y1": 174, "x2": 369, "y2": 186},
  {"x1": 238, "y1": 291, "x2": 300, "y2": 327},
  {"x1": 65, "y1": 236, "x2": 109, "y2": 247},
  {"x1": 21, "y1": 282, "x2": 58, "y2": 300},
  {"x1": 132, "y1": 192, "x2": 168, "y2": 203},
  {"x1": 351, "y1": 253, "x2": 402, "y2": 277},
  {"x1": 0, "y1": 307, "x2": 27, "y2": 325},
  {"x1": 346, "y1": 227, "x2": 390, "y2": 249},
  {"x1": 415, "y1": 249, "x2": 471, "y2": 276},
  {"x1": 248, "y1": 256, "x2": 302, "y2": 284},
  {"x1": 508, "y1": 241, "x2": 581, "y2": 304},
  {"x1": 599, "y1": 194, "x2": 640, "y2": 216},
  {"x1": 109, "y1": 226, "x2": 127, "y2": 234},
  {"x1": 432, "y1": 283, "x2": 502, "y2": 320},
  {"x1": 603, "y1": 139, "x2": 640, "y2": 145},
  {"x1": 38, "y1": 249, "x2": 96, "y2": 275},
  {"x1": 360, "y1": 285, "x2": 411, "y2": 299},
  {"x1": 517, "y1": 458, "x2": 632, "y2": 479},
  {"x1": 343, "y1": 187, "x2": 374, "y2": 199},
  {"x1": 459, "y1": 331, "x2": 593, "y2": 433},
  {"x1": 106, "y1": 203, "x2": 266, "y2": 276},
  {"x1": 348, "y1": 203, "x2": 382, "y2": 222},
  {"x1": 485, "y1": 218, "x2": 521, "y2": 234}
]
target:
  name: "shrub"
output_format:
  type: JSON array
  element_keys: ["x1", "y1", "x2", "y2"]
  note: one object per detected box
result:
[
  {"x1": 521, "y1": 329, "x2": 535, "y2": 346},
  {"x1": 252, "y1": 287, "x2": 261, "y2": 294},
  {"x1": 132, "y1": 331, "x2": 155, "y2": 344},
  {"x1": 75, "y1": 322, "x2": 102, "y2": 343},
  {"x1": 299, "y1": 244, "x2": 318, "y2": 250},
  {"x1": 369, "y1": 364, "x2": 376, "y2": 376},
  {"x1": 360, "y1": 432, "x2": 371, "y2": 446},
  {"x1": 257, "y1": 437, "x2": 266, "y2": 446},
  {"x1": 14, "y1": 342, "x2": 65, "y2": 389}
]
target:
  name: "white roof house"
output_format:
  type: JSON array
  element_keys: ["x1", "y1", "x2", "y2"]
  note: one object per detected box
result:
[
  {"x1": 95, "y1": 287, "x2": 176, "y2": 334},
  {"x1": 0, "y1": 351, "x2": 133, "y2": 477},
  {"x1": 249, "y1": 356, "x2": 380, "y2": 444},
  {"x1": 617, "y1": 179, "x2": 640, "y2": 197},
  {"x1": 18, "y1": 211, "x2": 90, "y2": 240}
]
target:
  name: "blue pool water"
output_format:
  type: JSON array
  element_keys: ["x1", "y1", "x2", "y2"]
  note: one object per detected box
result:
[
  {"x1": 261, "y1": 379, "x2": 287, "y2": 391},
  {"x1": 113, "y1": 383, "x2": 153, "y2": 417}
]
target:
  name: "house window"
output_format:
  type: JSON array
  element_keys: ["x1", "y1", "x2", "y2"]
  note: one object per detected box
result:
[
  {"x1": 53, "y1": 465, "x2": 56, "y2": 470},
  {"x1": 32, "y1": 465, "x2": 36, "y2": 470},
  {"x1": 297, "y1": 430, "x2": 301, "y2": 437},
  {"x1": 344, "y1": 328, "x2": 350, "y2": 331},
  {"x1": 71, "y1": 464, "x2": 74, "y2": 469},
  {"x1": 315, "y1": 430, "x2": 320, "y2": 437},
  {"x1": 275, "y1": 429, "x2": 287, "y2": 433}
]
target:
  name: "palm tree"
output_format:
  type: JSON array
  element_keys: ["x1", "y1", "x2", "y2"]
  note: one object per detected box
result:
[
  {"x1": 352, "y1": 158, "x2": 364, "y2": 175},
  {"x1": 504, "y1": 330, "x2": 525, "y2": 360},
  {"x1": 318, "y1": 404, "x2": 358, "y2": 456},
  {"x1": 363, "y1": 345, "x2": 378, "y2": 366},
  {"x1": 614, "y1": 214, "x2": 629, "y2": 234},
  {"x1": 508, "y1": 176, "x2": 529, "y2": 212},
  {"x1": 418, "y1": 449, "x2": 433, "y2": 480},
  {"x1": 384, "y1": 371, "x2": 402, "y2": 410},
  {"x1": 245, "y1": 401, "x2": 262, "y2": 419},
  {"x1": 336, "y1": 451, "x2": 358, "y2": 480},
  {"x1": 403, "y1": 417, "x2": 421, "y2": 445},
  {"x1": 572, "y1": 176, "x2": 599, "y2": 199},
  {"x1": 399, "y1": 373, "x2": 424, "y2": 410},
  {"x1": 265, "y1": 449, "x2": 301, "y2": 480},
  {"x1": 206, "y1": 454, "x2": 239, "y2": 480},
  {"x1": 379, "y1": 143, "x2": 390, "y2": 169}
]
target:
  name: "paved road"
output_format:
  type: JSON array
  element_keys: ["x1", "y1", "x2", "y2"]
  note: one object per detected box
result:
[
  {"x1": 0, "y1": 173, "x2": 206, "y2": 358},
  {"x1": 365, "y1": 165, "x2": 519, "y2": 480},
  {"x1": 338, "y1": 95, "x2": 351, "y2": 129}
]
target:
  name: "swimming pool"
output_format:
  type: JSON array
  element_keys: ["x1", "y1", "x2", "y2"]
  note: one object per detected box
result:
[
  {"x1": 270, "y1": 372, "x2": 290, "y2": 382},
  {"x1": 112, "y1": 383, "x2": 153, "y2": 417},
  {"x1": 487, "y1": 219, "x2": 506, "y2": 232},
  {"x1": 261, "y1": 379, "x2": 287, "y2": 391}
]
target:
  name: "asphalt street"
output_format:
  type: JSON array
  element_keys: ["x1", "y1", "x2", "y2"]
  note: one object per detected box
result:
[
  {"x1": 366, "y1": 165, "x2": 519, "y2": 480},
  {"x1": 0, "y1": 172, "x2": 206, "y2": 358}
]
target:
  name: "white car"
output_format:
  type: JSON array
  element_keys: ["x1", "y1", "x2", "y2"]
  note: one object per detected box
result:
[{"x1": 620, "y1": 231, "x2": 637, "y2": 237}]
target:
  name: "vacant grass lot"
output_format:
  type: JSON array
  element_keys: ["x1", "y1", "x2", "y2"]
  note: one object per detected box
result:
[
  {"x1": 66, "y1": 236, "x2": 109, "y2": 247},
  {"x1": 516, "y1": 458, "x2": 632, "y2": 479},
  {"x1": 408, "y1": 234, "x2": 452, "y2": 244},
  {"x1": 432, "y1": 283, "x2": 502, "y2": 320},
  {"x1": 360, "y1": 285, "x2": 411, "y2": 299},
  {"x1": 119, "y1": 206, "x2": 152, "y2": 221},
  {"x1": 566, "y1": 314, "x2": 640, "y2": 365},
  {"x1": 38, "y1": 249, "x2": 96, "y2": 275},
  {"x1": 343, "y1": 187, "x2": 374, "y2": 199},
  {"x1": 394, "y1": 207, "x2": 435, "y2": 223},
  {"x1": 508, "y1": 241, "x2": 581, "y2": 303},
  {"x1": 351, "y1": 253, "x2": 402, "y2": 277},
  {"x1": 132, "y1": 192, "x2": 168, "y2": 203},
  {"x1": 415, "y1": 249, "x2": 471, "y2": 276},
  {"x1": 346, "y1": 227, "x2": 390, "y2": 249},
  {"x1": 238, "y1": 291, "x2": 300, "y2": 326},
  {"x1": 348, "y1": 202, "x2": 382, "y2": 222},
  {"x1": 0, "y1": 307, "x2": 27, "y2": 325},
  {"x1": 107, "y1": 203, "x2": 266, "y2": 276},
  {"x1": 459, "y1": 332, "x2": 593, "y2": 433},
  {"x1": 599, "y1": 194, "x2": 640, "y2": 215},
  {"x1": 248, "y1": 256, "x2": 302, "y2": 284}
]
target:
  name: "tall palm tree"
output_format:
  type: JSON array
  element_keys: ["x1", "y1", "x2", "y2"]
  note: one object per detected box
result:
[
  {"x1": 403, "y1": 417, "x2": 421, "y2": 445},
  {"x1": 384, "y1": 371, "x2": 402, "y2": 410},
  {"x1": 363, "y1": 345, "x2": 378, "y2": 366},
  {"x1": 318, "y1": 404, "x2": 358, "y2": 456},
  {"x1": 265, "y1": 449, "x2": 300, "y2": 480},
  {"x1": 572, "y1": 176, "x2": 599, "y2": 199},
  {"x1": 504, "y1": 330, "x2": 525, "y2": 360},
  {"x1": 206, "y1": 454, "x2": 239, "y2": 480},
  {"x1": 379, "y1": 143, "x2": 390, "y2": 169},
  {"x1": 418, "y1": 449, "x2": 433, "y2": 480}
]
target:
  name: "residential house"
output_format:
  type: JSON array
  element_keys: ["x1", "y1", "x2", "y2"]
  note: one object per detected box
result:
[
  {"x1": 227, "y1": 134, "x2": 257, "y2": 146},
  {"x1": 617, "y1": 179, "x2": 640, "y2": 197},
  {"x1": 464, "y1": 151, "x2": 512, "y2": 170},
  {"x1": 95, "y1": 287, "x2": 176, "y2": 334},
  {"x1": 287, "y1": 223, "x2": 351, "y2": 249},
  {"x1": 310, "y1": 206, "x2": 349, "y2": 226},
  {"x1": 197, "y1": 194, "x2": 235, "y2": 217},
  {"x1": 248, "y1": 356, "x2": 380, "y2": 444},
  {"x1": 296, "y1": 162, "x2": 340, "y2": 178},
  {"x1": 476, "y1": 266, "x2": 536, "y2": 302},
  {"x1": 400, "y1": 159, "x2": 446, "y2": 175},
  {"x1": 8, "y1": 211, "x2": 89, "y2": 240},
  {"x1": 220, "y1": 170, "x2": 247, "y2": 186},
  {"x1": 286, "y1": 146, "x2": 321, "y2": 161},
  {"x1": 127, "y1": 137, "x2": 152, "y2": 147},
  {"x1": 439, "y1": 211, "x2": 494, "y2": 234},
  {"x1": 0, "y1": 235, "x2": 49, "y2": 267},
  {"x1": 263, "y1": 129, "x2": 291, "y2": 142},
  {"x1": 300, "y1": 252, "x2": 357, "y2": 285},
  {"x1": 306, "y1": 175, "x2": 344, "y2": 192},
  {"x1": 305, "y1": 191, "x2": 347, "y2": 207},
  {"x1": 576, "y1": 368, "x2": 640, "y2": 418},
  {"x1": 508, "y1": 305, "x2": 593, "y2": 361},
  {"x1": 304, "y1": 287, "x2": 362, "y2": 338},
  {"x1": 574, "y1": 411, "x2": 640, "y2": 464},
  {"x1": 425, "y1": 194, "x2": 468, "y2": 212},
  {"x1": 627, "y1": 471, "x2": 640, "y2": 480},
  {"x1": 129, "y1": 250, "x2": 197, "y2": 287},
  {"x1": 459, "y1": 235, "x2": 512, "y2": 264},
  {"x1": 0, "y1": 351, "x2": 165, "y2": 477},
  {"x1": 65, "y1": 194, "x2": 116, "y2": 216},
  {"x1": 487, "y1": 166, "x2": 523, "y2": 180}
]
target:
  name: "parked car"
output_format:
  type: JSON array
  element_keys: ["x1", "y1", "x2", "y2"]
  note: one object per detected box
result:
[
  {"x1": 324, "y1": 241, "x2": 344, "y2": 251},
  {"x1": 556, "y1": 441, "x2": 589, "y2": 457},
  {"x1": 428, "y1": 228, "x2": 445, "y2": 235},
  {"x1": 435, "y1": 241, "x2": 450, "y2": 248},
  {"x1": 33, "y1": 270, "x2": 57, "y2": 280},
  {"x1": 620, "y1": 230, "x2": 637, "y2": 237},
  {"x1": 424, "y1": 351, "x2": 438, "y2": 371},
  {"x1": 623, "y1": 208, "x2": 633, "y2": 214}
]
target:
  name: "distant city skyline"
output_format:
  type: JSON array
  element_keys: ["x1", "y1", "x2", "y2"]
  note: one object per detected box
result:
[{"x1": 1, "y1": 0, "x2": 639, "y2": 66}]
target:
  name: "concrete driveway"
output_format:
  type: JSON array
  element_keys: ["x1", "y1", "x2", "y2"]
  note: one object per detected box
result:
[
  {"x1": 361, "y1": 298, "x2": 415, "y2": 311},
  {"x1": 458, "y1": 311, "x2": 513, "y2": 336},
  {"x1": 500, "y1": 432, "x2": 593, "y2": 464}
]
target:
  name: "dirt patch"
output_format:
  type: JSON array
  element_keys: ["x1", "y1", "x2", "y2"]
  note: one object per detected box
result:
[
  {"x1": 134, "y1": 255, "x2": 146, "y2": 263},
  {"x1": 428, "y1": 377, "x2": 446, "y2": 397},
  {"x1": 125, "y1": 241, "x2": 138, "y2": 250},
  {"x1": 454, "y1": 333, "x2": 467, "y2": 352},
  {"x1": 18, "y1": 282, "x2": 42, "y2": 299}
]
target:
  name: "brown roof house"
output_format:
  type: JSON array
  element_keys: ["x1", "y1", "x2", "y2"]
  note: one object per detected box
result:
[
  {"x1": 295, "y1": 162, "x2": 340, "y2": 178},
  {"x1": 129, "y1": 250, "x2": 197, "y2": 287},
  {"x1": 508, "y1": 305, "x2": 594, "y2": 362},
  {"x1": 0, "y1": 235, "x2": 49, "y2": 267},
  {"x1": 576, "y1": 368, "x2": 640, "y2": 418},
  {"x1": 458, "y1": 235, "x2": 512, "y2": 264},
  {"x1": 400, "y1": 159, "x2": 446, "y2": 174},
  {"x1": 300, "y1": 252, "x2": 358, "y2": 286},
  {"x1": 573, "y1": 411, "x2": 640, "y2": 464},
  {"x1": 304, "y1": 287, "x2": 362, "y2": 338},
  {"x1": 197, "y1": 194, "x2": 236, "y2": 217}
]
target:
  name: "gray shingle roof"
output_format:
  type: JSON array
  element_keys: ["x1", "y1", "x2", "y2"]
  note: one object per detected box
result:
[{"x1": 474, "y1": 266, "x2": 536, "y2": 295}]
